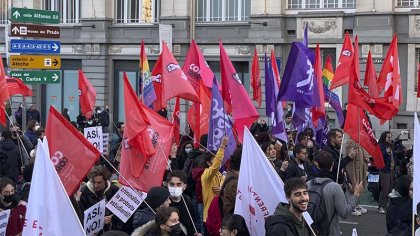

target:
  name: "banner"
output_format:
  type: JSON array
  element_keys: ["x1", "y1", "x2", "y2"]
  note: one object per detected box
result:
[
  {"x1": 84, "y1": 126, "x2": 103, "y2": 153},
  {"x1": 413, "y1": 112, "x2": 420, "y2": 214},
  {"x1": 0, "y1": 210, "x2": 10, "y2": 236},
  {"x1": 84, "y1": 199, "x2": 105, "y2": 236},
  {"x1": 106, "y1": 186, "x2": 146, "y2": 223}
]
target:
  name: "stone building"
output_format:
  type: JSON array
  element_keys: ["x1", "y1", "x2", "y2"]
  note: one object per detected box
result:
[{"x1": 0, "y1": 0, "x2": 419, "y2": 132}]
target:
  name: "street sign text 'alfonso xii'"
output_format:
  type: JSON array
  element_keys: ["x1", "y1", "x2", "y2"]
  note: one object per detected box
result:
[{"x1": 11, "y1": 7, "x2": 60, "y2": 24}]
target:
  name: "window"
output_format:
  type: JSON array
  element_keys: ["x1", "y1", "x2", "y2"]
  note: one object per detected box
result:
[
  {"x1": 287, "y1": 0, "x2": 355, "y2": 9},
  {"x1": 416, "y1": 49, "x2": 420, "y2": 94},
  {"x1": 114, "y1": 0, "x2": 159, "y2": 23},
  {"x1": 396, "y1": 0, "x2": 416, "y2": 6},
  {"x1": 43, "y1": 60, "x2": 82, "y2": 123},
  {"x1": 196, "y1": 0, "x2": 250, "y2": 22},
  {"x1": 43, "y1": 0, "x2": 81, "y2": 23},
  {"x1": 0, "y1": 0, "x2": 10, "y2": 24}
]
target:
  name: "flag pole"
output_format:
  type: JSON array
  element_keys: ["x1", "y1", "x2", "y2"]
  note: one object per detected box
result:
[{"x1": 336, "y1": 133, "x2": 346, "y2": 183}]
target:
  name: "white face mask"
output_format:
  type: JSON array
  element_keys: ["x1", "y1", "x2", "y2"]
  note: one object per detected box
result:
[
  {"x1": 288, "y1": 151, "x2": 294, "y2": 158},
  {"x1": 168, "y1": 186, "x2": 183, "y2": 198},
  {"x1": 185, "y1": 148, "x2": 192, "y2": 154},
  {"x1": 34, "y1": 125, "x2": 40, "y2": 131}
]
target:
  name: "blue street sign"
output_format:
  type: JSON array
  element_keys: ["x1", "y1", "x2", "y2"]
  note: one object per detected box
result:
[{"x1": 10, "y1": 39, "x2": 60, "y2": 54}]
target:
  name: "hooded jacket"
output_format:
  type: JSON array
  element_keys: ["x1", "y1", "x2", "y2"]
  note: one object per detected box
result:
[
  {"x1": 0, "y1": 139, "x2": 21, "y2": 183},
  {"x1": 132, "y1": 206, "x2": 155, "y2": 230},
  {"x1": 265, "y1": 203, "x2": 310, "y2": 236},
  {"x1": 131, "y1": 220, "x2": 187, "y2": 236}
]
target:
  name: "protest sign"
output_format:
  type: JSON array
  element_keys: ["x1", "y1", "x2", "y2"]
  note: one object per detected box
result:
[
  {"x1": 0, "y1": 210, "x2": 10, "y2": 236},
  {"x1": 84, "y1": 126, "x2": 103, "y2": 153},
  {"x1": 106, "y1": 186, "x2": 146, "y2": 223},
  {"x1": 84, "y1": 199, "x2": 105, "y2": 236}
]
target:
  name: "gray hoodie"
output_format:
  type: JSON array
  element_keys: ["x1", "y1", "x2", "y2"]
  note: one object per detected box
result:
[{"x1": 307, "y1": 177, "x2": 358, "y2": 236}]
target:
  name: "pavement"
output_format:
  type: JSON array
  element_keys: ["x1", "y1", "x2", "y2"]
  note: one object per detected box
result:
[{"x1": 339, "y1": 189, "x2": 388, "y2": 236}]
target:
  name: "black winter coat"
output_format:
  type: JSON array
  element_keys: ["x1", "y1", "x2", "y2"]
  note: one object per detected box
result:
[{"x1": 0, "y1": 139, "x2": 21, "y2": 183}]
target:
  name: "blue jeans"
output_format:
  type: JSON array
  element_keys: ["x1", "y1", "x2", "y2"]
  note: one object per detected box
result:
[{"x1": 197, "y1": 203, "x2": 204, "y2": 234}]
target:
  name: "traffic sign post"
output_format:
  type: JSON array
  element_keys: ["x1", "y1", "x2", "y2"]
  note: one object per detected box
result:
[
  {"x1": 11, "y1": 7, "x2": 60, "y2": 24},
  {"x1": 10, "y1": 23, "x2": 60, "y2": 38},
  {"x1": 10, "y1": 39, "x2": 60, "y2": 54},
  {"x1": 10, "y1": 70, "x2": 61, "y2": 84},
  {"x1": 10, "y1": 55, "x2": 61, "y2": 69}
]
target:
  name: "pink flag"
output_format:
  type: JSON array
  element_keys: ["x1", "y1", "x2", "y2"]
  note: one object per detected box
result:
[{"x1": 219, "y1": 41, "x2": 258, "y2": 142}]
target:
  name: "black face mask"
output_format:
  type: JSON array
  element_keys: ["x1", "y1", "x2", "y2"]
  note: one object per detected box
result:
[
  {"x1": 169, "y1": 223, "x2": 182, "y2": 236},
  {"x1": 3, "y1": 194, "x2": 16, "y2": 203}
]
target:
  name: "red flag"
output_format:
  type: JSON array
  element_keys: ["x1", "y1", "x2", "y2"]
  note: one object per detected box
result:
[
  {"x1": 46, "y1": 106, "x2": 100, "y2": 195},
  {"x1": 364, "y1": 51, "x2": 379, "y2": 98},
  {"x1": 6, "y1": 78, "x2": 33, "y2": 97},
  {"x1": 330, "y1": 32, "x2": 354, "y2": 90},
  {"x1": 348, "y1": 36, "x2": 398, "y2": 121},
  {"x1": 119, "y1": 103, "x2": 174, "y2": 192},
  {"x1": 151, "y1": 42, "x2": 200, "y2": 111},
  {"x1": 219, "y1": 41, "x2": 258, "y2": 142},
  {"x1": 78, "y1": 69, "x2": 96, "y2": 119},
  {"x1": 344, "y1": 104, "x2": 385, "y2": 169},
  {"x1": 376, "y1": 35, "x2": 402, "y2": 108},
  {"x1": 172, "y1": 97, "x2": 181, "y2": 144},
  {"x1": 251, "y1": 48, "x2": 261, "y2": 108},
  {"x1": 187, "y1": 80, "x2": 211, "y2": 142},
  {"x1": 183, "y1": 39, "x2": 214, "y2": 89},
  {"x1": 0, "y1": 57, "x2": 10, "y2": 127},
  {"x1": 418, "y1": 63, "x2": 420, "y2": 98},
  {"x1": 311, "y1": 44, "x2": 325, "y2": 127},
  {"x1": 123, "y1": 72, "x2": 155, "y2": 175}
]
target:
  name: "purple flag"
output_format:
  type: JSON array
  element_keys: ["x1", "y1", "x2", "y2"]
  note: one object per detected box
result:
[
  {"x1": 265, "y1": 54, "x2": 275, "y2": 117},
  {"x1": 278, "y1": 42, "x2": 319, "y2": 108},
  {"x1": 207, "y1": 77, "x2": 237, "y2": 165},
  {"x1": 265, "y1": 55, "x2": 287, "y2": 142},
  {"x1": 303, "y1": 23, "x2": 308, "y2": 47},
  {"x1": 324, "y1": 85, "x2": 344, "y2": 127},
  {"x1": 315, "y1": 117, "x2": 329, "y2": 148}
]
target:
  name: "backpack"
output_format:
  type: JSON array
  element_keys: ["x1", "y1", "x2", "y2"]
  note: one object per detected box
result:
[
  {"x1": 205, "y1": 175, "x2": 238, "y2": 236},
  {"x1": 307, "y1": 178, "x2": 334, "y2": 235}
]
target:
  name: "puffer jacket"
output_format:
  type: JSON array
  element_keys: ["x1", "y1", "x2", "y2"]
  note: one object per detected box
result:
[{"x1": 0, "y1": 139, "x2": 21, "y2": 183}]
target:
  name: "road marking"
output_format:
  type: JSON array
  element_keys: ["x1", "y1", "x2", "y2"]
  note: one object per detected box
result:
[
  {"x1": 359, "y1": 205, "x2": 379, "y2": 208},
  {"x1": 339, "y1": 221, "x2": 359, "y2": 225}
]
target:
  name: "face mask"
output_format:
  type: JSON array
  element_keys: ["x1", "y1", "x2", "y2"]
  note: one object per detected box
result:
[
  {"x1": 97, "y1": 110, "x2": 101, "y2": 114},
  {"x1": 88, "y1": 120, "x2": 93, "y2": 125},
  {"x1": 2, "y1": 194, "x2": 16, "y2": 203},
  {"x1": 34, "y1": 125, "x2": 40, "y2": 131},
  {"x1": 30, "y1": 149, "x2": 36, "y2": 158},
  {"x1": 168, "y1": 186, "x2": 183, "y2": 198},
  {"x1": 184, "y1": 148, "x2": 192, "y2": 154},
  {"x1": 288, "y1": 151, "x2": 294, "y2": 158},
  {"x1": 169, "y1": 223, "x2": 182, "y2": 235}
]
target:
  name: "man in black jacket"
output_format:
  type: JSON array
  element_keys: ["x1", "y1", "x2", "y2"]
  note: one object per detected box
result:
[
  {"x1": 78, "y1": 166, "x2": 121, "y2": 232},
  {"x1": 285, "y1": 144, "x2": 313, "y2": 181},
  {"x1": 265, "y1": 177, "x2": 310, "y2": 236},
  {"x1": 0, "y1": 131, "x2": 22, "y2": 183},
  {"x1": 322, "y1": 129, "x2": 356, "y2": 182}
]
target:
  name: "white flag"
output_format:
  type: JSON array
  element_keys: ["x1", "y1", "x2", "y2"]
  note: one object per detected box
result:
[
  {"x1": 234, "y1": 128, "x2": 288, "y2": 235},
  {"x1": 23, "y1": 138, "x2": 86, "y2": 236},
  {"x1": 413, "y1": 112, "x2": 420, "y2": 214}
]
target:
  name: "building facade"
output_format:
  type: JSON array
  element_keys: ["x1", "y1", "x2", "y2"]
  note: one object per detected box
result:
[{"x1": 0, "y1": 0, "x2": 419, "y2": 132}]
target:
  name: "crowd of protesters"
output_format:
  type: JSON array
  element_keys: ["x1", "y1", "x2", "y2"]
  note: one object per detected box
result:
[{"x1": 0, "y1": 104, "x2": 416, "y2": 236}]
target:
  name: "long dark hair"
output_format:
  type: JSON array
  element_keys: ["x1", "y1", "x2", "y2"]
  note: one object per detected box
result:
[
  {"x1": 379, "y1": 131, "x2": 392, "y2": 145},
  {"x1": 221, "y1": 214, "x2": 250, "y2": 236},
  {"x1": 155, "y1": 207, "x2": 179, "y2": 233}
]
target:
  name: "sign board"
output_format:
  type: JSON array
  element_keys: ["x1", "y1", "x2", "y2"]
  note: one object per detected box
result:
[
  {"x1": 0, "y1": 209, "x2": 11, "y2": 236},
  {"x1": 83, "y1": 199, "x2": 105, "y2": 236},
  {"x1": 159, "y1": 24, "x2": 173, "y2": 52},
  {"x1": 10, "y1": 39, "x2": 60, "y2": 54},
  {"x1": 106, "y1": 186, "x2": 146, "y2": 223},
  {"x1": 10, "y1": 55, "x2": 61, "y2": 69},
  {"x1": 10, "y1": 70, "x2": 61, "y2": 84},
  {"x1": 11, "y1": 7, "x2": 60, "y2": 24},
  {"x1": 84, "y1": 126, "x2": 104, "y2": 153},
  {"x1": 10, "y1": 23, "x2": 61, "y2": 38},
  {"x1": 102, "y1": 133, "x2": 109, "y2": 155}
]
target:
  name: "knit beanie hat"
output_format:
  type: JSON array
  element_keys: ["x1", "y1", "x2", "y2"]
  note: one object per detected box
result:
[{"x1": 145, "y1": 186, "x2": 170, "y2": 209}]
